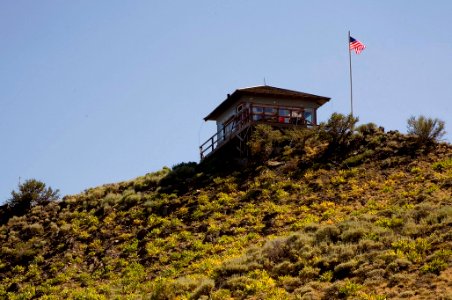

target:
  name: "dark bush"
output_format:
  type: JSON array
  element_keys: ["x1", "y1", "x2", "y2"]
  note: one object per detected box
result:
[
  {"x1": 333, "y1": 260, "x2": 358, "y2": 279},
  {"x1": 159, "y1": 162, "x2": 198, "y2": 194},
  {"x1": 6, "y1": 179, "x2": 59, "y2": 220},
  {"x1": 318, "y1": 113, "x2": 359, "y2": 162}
]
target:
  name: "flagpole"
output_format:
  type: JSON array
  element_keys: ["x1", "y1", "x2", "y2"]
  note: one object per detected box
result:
[{"x1": 348, "y1": 30, "x2": 353, "y2": 117}]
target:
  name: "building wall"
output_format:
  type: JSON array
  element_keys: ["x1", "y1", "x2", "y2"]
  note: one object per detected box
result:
[{"x1": 216, "y1": 98, "x2": 240, "y2": 132}]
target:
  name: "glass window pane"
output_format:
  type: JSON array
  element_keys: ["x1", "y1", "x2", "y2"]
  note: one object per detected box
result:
[
  {"x1": 279, "y1": 109, "x2": 289, "y2": 116},
  {"x1": 304, "y1": 110, "x2": 313, "y2": 123},
  {"x1": 252, "y1": 107, "x2": 263, "y2": 113},
  {"x1": 264, "y1": 107, "x2": 276, "y2": 114}
]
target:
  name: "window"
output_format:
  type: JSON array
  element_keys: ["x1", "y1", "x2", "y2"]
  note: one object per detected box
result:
[
  {"x1": 278, "y1": 108, "x2": 290, "y2": 123},
  {"x1": 225, "y1": 122, "x2": 234, "y2": 134},
  {"x1": 252, "y1": 106, "x2": 263, "y2": 121},
  {"x1": 304, "y1": 110, "x2": 313, "y2": 124},
  {"x1": 279, "y1": 109, "x2": 289, "y2": 116},
  {"x1": 264, "y1": 107, "x2": 277, "y2": 114},
  {"x1": 252, "y1": 107, "x2": 263, "y2": 113}
]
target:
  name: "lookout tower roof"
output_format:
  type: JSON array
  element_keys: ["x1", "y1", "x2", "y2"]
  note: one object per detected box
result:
[{"x1": 204, "y1": 85, "x2": 330, "y2": 121}]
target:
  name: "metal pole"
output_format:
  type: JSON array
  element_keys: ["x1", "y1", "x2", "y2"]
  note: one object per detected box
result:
[{"x1": 348, "y1": 30, "x2": 353, "y2": 117}]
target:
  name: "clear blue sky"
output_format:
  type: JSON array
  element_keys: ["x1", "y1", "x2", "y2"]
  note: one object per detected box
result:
[{"x1": 1, "y1": 1, "x2": 451, "y2": 202}]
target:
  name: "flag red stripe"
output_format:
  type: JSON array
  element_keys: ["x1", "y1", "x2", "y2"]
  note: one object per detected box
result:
[{"x1": 349, "y1": 38, "x2": 366, "y2": 54}]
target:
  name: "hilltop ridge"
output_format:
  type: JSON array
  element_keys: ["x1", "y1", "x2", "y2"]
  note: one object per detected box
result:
[{"x1": 0, "y1": 117, "x2": 451, "y2": 299}]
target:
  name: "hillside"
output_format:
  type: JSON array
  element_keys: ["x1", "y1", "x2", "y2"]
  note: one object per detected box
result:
[{"x1": 1, "y1": 117, "x2": 451, "y2": 299}]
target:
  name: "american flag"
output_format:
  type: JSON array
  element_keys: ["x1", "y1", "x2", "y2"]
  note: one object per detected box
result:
[{"x1": 349, "y1": 36, "x2": 366, "y2": 54}]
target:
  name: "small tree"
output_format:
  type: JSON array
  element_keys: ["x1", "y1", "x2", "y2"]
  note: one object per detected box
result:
[
  {"x1": 319, "y1": 113, "x2": 359, "y2": 147},
  {"x1": 8, "y1": 179, "x2": 60, "y2": 216},
  {"x1": 315, "y1": 113, "x2": 360, "y2": 162},
  {"x1": 407, "y1": 115, "x2": 446, "y2": 144}
]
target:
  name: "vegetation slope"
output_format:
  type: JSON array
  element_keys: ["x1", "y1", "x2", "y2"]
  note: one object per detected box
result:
[{"x1": 0, "y1": 115, "x2": 451, "y2": 299}]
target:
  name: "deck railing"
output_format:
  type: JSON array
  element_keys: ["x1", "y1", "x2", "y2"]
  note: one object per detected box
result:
[
  {"x1": 200, "y1": 104, "x2": 315, "y2": 160},
  {"x1": 200, "y1": 108, "x2": 251, "y2": 159}
]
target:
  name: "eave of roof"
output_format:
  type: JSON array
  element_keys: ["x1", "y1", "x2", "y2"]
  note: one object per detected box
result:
[{"x1": 204, "y1": 85, "x2": 330, "y2": 121}]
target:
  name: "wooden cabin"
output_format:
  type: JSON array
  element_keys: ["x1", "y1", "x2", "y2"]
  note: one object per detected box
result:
[{"x1": 200, "y1": 85, "x2": 330, "y2": 160}]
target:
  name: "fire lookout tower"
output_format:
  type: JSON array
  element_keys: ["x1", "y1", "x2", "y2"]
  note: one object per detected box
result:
[{"x1": 200, "y1": 85, "x2": 330, "y2": 160}]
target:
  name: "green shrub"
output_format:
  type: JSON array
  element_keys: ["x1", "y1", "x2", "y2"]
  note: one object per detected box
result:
[
  {"x1": 298, "y1": 266, "x2": 320, "y2": 281},
  {"x1": 342, "y1": 149, "x2": 374, "y2": 166},
  {"x1": 337, "y1": 279, "x2": 362, "y2": 297},
  {"x1": 248, "y1": 124, "x2": 283, "y2": 160},
  {"x1": 149, "y1": 277, "x2": 172, "y2": 300},
  {"x1": 319, "y1": 270, "x2": 333, "y2": 282},
  {"x1": 375, "y1": 216, "x2": 404, "y2": 228},
  {"x1": 355, "y1": 122, "x2": 382, "y2": 136},
  {"x1": 340, "y1": 226, "x2": 366, "y2": 243},
  {"x1": 386, "y1": 258, "x2": 412, "y2": 273},
  {"x1": 421, "y1": 249, "x2": 451, "y2": 275},
  {"x1": 26, "y1": 223, "x2": 44, "y2": 235},
  {"x1": 314, "y1": 225, "x2": 341, "y2": 243},
  {"x1": 333, "y1": 260, "x2": 357, "y2": 279},
  {"x1": 133, "y1": 168, "x2": 170, "y2": 192},
  {"x1": 261, "y1": 237, "x2": 288, "y2": 261},
  {"x1": 190, "y1": 278, "x2": 214, "y2": 300},
  {"x1": 320, "y1": 113, "x2": 358, "y2": 143},
  {"x1": 420, "y1": 258, "x2": 447, "y2": 275},
  {"x1": 284, "y1": 127, "x2": 316, "y2": 154},
  {"x1": 407, "y1": 115, "x2": 446, "y2": 144},
  {"x1": 432, "y1": 158, "x2": 452, "y2": 171}
]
